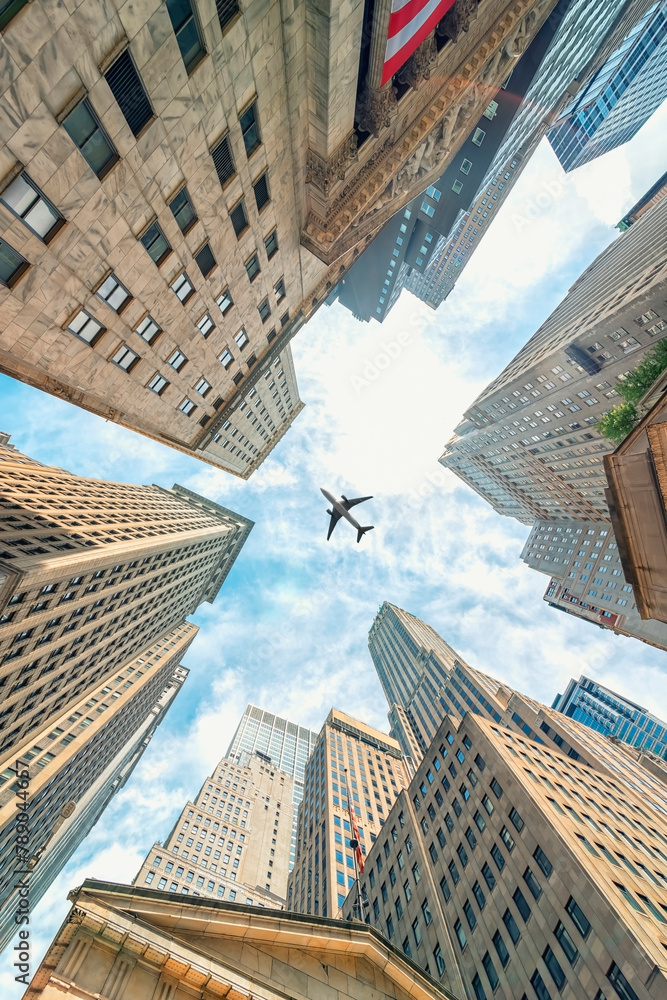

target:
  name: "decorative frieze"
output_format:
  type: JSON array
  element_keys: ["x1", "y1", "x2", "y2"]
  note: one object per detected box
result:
[{"x1": 306, "y1": 133, "x2": 359, "y2": 194}]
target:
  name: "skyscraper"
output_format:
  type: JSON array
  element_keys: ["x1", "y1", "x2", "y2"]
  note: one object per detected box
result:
[
  {"x1": 348, "y1": 610, "x2": 667, "y2": 1000},
  {"x1": 440, "y1": 188, "x2": 667, "y2": 523},
  {"x1": 346, "y1": 704, "x2": 667, "y2": 1000},
  {"x1": 548, "y1": 1, "x2": 667, "y2": 172},
  {"x1": 0, "y1": 0, "x2": 557, "y2": 469},
  {"x1": 225, "y1": 704, "x2": 319, "y2": 868},
  {"x1": 287, "y1": 709, "x2": 409, "y2": 918},
  {"x1": 0, "y1": 435, "x2": 252, "y2": 953},
  {"x1": 553, "y1": 675, "x2": 667, "y2": 759},
  {"x1": 521, "y1": 519, "x2": 667, "y2": 649},
  {"x1": 0, "y1": 621, "x2": 195, "y2": 954},
  {"x1": 368, "y1": 602, "x2": 470, "y2": 762},
  {"x1": 133, "y1": 749, "x2": 294, "y2": 908}
]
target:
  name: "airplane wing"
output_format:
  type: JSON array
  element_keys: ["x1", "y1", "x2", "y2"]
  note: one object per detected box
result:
[
  {"x1": 341, "y1": 495, "x2": 373, "y2": 509},
  {"x1": 326, "y1": 509, "x2": 343, "y2": 540}
]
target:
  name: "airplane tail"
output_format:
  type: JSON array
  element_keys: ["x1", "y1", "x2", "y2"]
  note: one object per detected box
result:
[{"x1": 357, "y1": 525, "x2": 374, "y2": 543}]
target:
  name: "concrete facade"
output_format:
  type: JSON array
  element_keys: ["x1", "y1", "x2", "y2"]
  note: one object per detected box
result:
[
  {"x1": 0, "y1": 622, "x2": 194, "y2": 954},
  {"x1": 0, "y1": 0, "x2": 564, "y2": 472},
  {"x1": 345, "y1": 705, "x2": 667, "y2": 1000},
  {"x1": 134, "y1": 751, "x2": 294, "y2": 908},
  {"x1": 21, "y1": 879, "x2": 463, "y2": 1000},
  {"x1": 225, "y1": 704, "x2": 319, "y2": 868},
  {"x1": 441, "y1": 192, "x2": 667, "y2": 523},
  {"x1": 287, "y1": 709, "x2": 409, "y2": 919}
]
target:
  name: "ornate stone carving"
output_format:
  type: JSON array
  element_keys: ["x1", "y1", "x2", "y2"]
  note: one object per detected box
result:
[
  {"x1": 354, "y1": 80, "x2": 398, "y2": 138},
  {"x1": 306, "y1": 133, "x2": 359, "y2": 194},
  {"x1": 437, "y1": 0, "x2": 480, "y2": 42},
  {"x1": 397, "y1": 32, "x2": 438, "y2": 90}
]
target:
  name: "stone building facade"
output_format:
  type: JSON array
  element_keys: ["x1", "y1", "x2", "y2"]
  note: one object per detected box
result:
[
  {"x1": 345, "y1": 701, "x2": 667, "y2": 1000},
  {"x1": 287, "y1": 709, "x2": 409, "y2": 918},
  {"x1": 0, "y1": 0, "x2": 562, "y2": 472},
  {"x1": 225, "y1": 703, "x2": 319, "y2": 869},
  {"x1": 521, "y1": 519, "x2": 667, "y2": 650},
  {"x1": 22, "y1": 879, "x2": 463, "y2": 1000},
  {"x1": 0, "y1": 436, "x2": 252, "y2": 766},
  {"x1": 440, "y1": 192, "x2": 667, "y2": 523},
  {"x1": 133, "y1": 751, "x2": 294, "y2": 908},
  {"x1": 0, "y1": 622, "x2": 194, "y2": 954}
]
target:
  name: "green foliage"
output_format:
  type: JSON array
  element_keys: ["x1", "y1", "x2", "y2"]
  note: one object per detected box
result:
[
  {"x1": 596, "y1": 402, "x2": 638, "y2": 444},
  {"x1": 617, "y1": 339, "x2": 667, "y2": 403},
  {"x1": 595, "y1": 341, "x2": 667, "y2": 443}
]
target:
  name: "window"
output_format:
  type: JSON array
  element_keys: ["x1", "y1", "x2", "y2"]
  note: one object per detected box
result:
[
  {"x1": 167, "y1": 349, "x2": 188, "y2": 371},
  {"x1": 472, "y1": 128, "x2": 485, "y2": 145},
  {"x1": 483, "y1": 100, "x2": 498, "y2": 119},
  {"x1": 0, "y1": 239, "x2": 28, "y2": 288},
  {"x1": 463, "y1": 899, "x2": 476, "y2": 930},
  {"x1": 513, "y1": 887, "x2": 531, "y2": 922},
  {"x1": 245, "y1": 253, "x2": 261, "y2": 282},
  {"x1": 105, "y1": 50, "x2": 153, "y2": 136},
  {"x1": 265, "y1": 229, "x2": 278, "y2": 258},
  {"x1": 195, "y1": 377, "x2": 211, "y2": 397},
  {"x1": 1, "y1": 173, "x2": 63, "y2": 241},
  {"x1": 140, "y1": 221, "x2": 172, "y2": 266},
  {"x1": 275, "y1": 278, "x2": 286, "y2": 302},
  {"x1": 240, "y1": 101, "x2": 261, "y2": 155},
  {"x1": 135, "y1": 315, "x2": 161, "y2": 344},
  {"x1": 197, "y1": 313, "x2": 215, "y2": 338},
  {"x1": 171, "y1": 271, "x2": 195, "y2": 303},
  {"x1": 543, "y1": 946, "x2": 565, "y2": 991},
  {"x1": 169, "y1": 187, "x2": 197, "y2": 233},
  {"x1": 111, "y1": 344, "x2": 140, "y2": 371},
  {"x1": 211, "y1": 134, "x2": 236, "y2": 186},
  {"x1": 533, "y1": 846, "x2": 552, "y2": 878},
  {"x1": 531, "y1": 970, "x2": 552, "y2": 1000},
  {"x1": 253, "y1": 173, "x2": 270, "y2": 211},
  {"x1": 448, "y1": 860, "x2": 459, "y2": 884},
  {"x1": 473, "y1": 975, "x2": 486, "y2": 1000},
  {"x1": 509, "y1": 807, "x2": 524, "y2": 832},
  {"x1": 215, "y1": 0, "x2": 240, "y2": 32},
  {"x1": 523, "y1": 867, "x2": 542, "y2": 900},
  {"x1": 565, "y1": 897, "x2": 590, "y2": 938},
  {"x1": 433, "y1": 943, "x2": 445, "y2": 977},
  {"x1": 67, "y1": 310, "x2": 105, "y2": 345},
  {"x1": 500, "y1": 826, "x2": 515, "y2": 852},
  {"x1": 195, "y1": 242, "x2": 216, "y2": 277},
  {"x1": 63, "y1": 99, "x2": 117, "y2": 177},
  {"x1": 491, "y1": 844, "x2": 505, "y2": 871},
  {"x1": 234, "y1": 328, "x2": 249, "y2": 350},
  {"x1": 490, "y1": 778, "x2": 503, "y2": 798},
  {"x1": 493, "y1": 930, "x2": 509, "y2": 967},
  {"x1": 219, "y1": 349, "x2": 234, "y2": 369},
  {"x1": 454, "y1": 919, "x2": 467, "y2": 950},
  {"x1": 166, "y1": 0, "x2": 205, "y2": 72},
  {"x1": 481, "y1": 863, "x2": 495, "y2": 891},
  {"x1": 421, "y1": 898, "x2": 432, "y2": 925},
  {"x1": 439, "y1": 875, "x2": 450, "y2": 902},
  {"x1": 452, "y1": 180, "x2": 463, "y2": 194},
  {"x1": 460, "y1": 158, "x2": 472, "y2": 174},
  {"x1": 608, "y1": 963, "x2": 639, "y2": 1000},
  {"x1": 217, "y1": 288, "x2": 233, "y2": 316},
  {"x1": 147, "y1": 373, "x2": 169, "y2": 394},
  {"x1": 472, "y1": 880, "x2": 485, "y2": 910},
  {"x1": 503, "y1": 908, "x2": 520, "y2": 944},
  {"x1": 230, "y1": 200, "x2": 248, "y2": 237},
  {"x1": 96, "y1": 273, "x2": 131, "y2": 312},
  {"x1": 483, "y1": 952, "x2": 499, "y2": 990},
  {"x1": 555, "y1": 921, "x2": 578, "y2": 965},
  {"x1": 258, "y1": 298, "x2": 271, "y2": 322}
]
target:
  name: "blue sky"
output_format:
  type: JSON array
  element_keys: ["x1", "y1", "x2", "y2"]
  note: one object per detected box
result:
[{"x1": 2, "y1": 103, "x2": 667, "y2": 995}]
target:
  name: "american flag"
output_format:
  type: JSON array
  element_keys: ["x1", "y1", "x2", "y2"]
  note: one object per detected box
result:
[
  {"x1": 346, "y1": 798, "x2": 365, "y2": 873},
  {"x1": 382, "y1": 0, "x2": 456, "y2": 85}
]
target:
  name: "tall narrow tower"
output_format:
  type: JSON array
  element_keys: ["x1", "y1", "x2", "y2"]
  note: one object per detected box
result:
[{"x1": 0, "y1": 434, "x2": 252, "y2": 953}]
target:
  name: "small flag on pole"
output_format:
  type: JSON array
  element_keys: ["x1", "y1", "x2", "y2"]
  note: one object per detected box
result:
[{"x1": 347, "y1": 795, "x2": 365, "y2": 874}]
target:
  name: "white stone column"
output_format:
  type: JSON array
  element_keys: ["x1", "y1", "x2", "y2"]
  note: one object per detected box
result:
[{"x1": 355, "y1": 0, "x2": 398, "y2": 137}]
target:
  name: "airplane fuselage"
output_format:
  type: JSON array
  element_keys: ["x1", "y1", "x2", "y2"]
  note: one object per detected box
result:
[{"x1": 320, "y1": 488, "x2": 365, "y2": 532}]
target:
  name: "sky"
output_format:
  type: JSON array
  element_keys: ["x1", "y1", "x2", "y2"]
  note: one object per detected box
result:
[{"x1": 1, "y1": 102, "x2": 667, "y2": 995}]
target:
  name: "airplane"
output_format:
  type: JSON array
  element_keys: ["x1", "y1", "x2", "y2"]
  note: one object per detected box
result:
[{"x1": 320, "y1": 488, "x2": 374, "y2": 543}]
